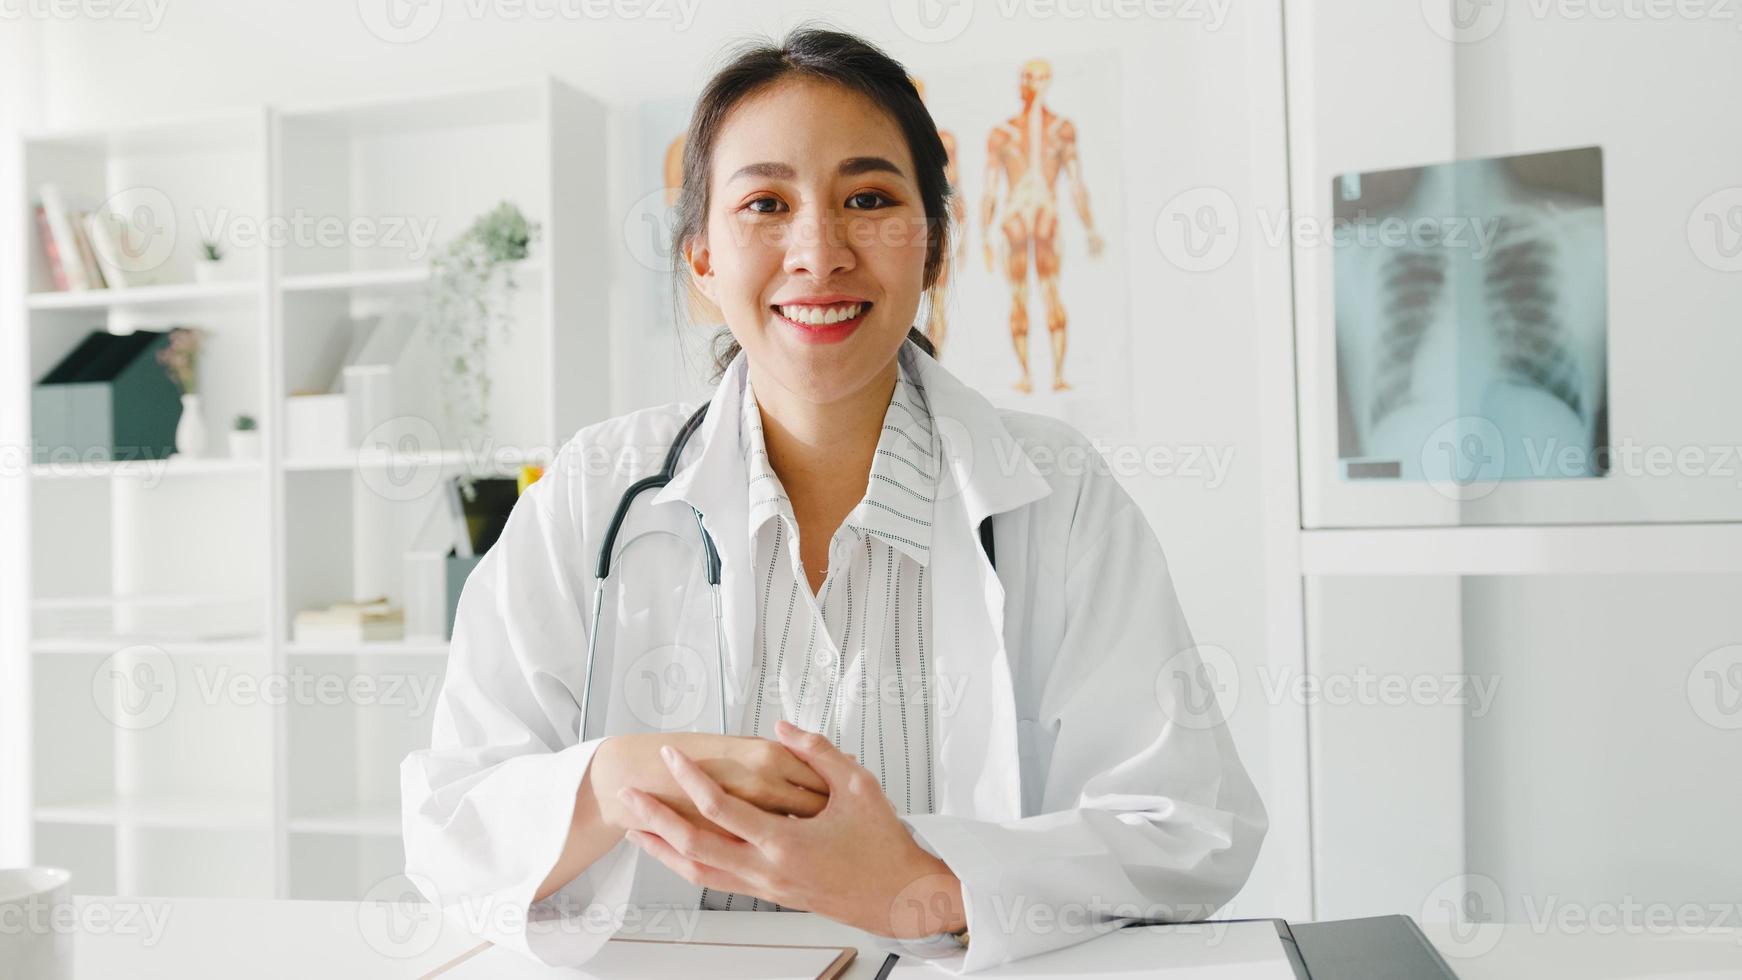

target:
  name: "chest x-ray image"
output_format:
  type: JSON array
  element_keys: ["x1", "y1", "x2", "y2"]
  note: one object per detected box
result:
[{"x1": 1333, "y1": 146, "x2": 1609, "y2": 486}]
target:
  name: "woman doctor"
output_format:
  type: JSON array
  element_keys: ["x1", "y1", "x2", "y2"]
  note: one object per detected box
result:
[{"x1": 401, "y1": 26, "x2": 1266, "y2": 973}]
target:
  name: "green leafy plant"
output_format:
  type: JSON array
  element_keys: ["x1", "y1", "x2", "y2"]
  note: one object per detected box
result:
[
  {"x1": 425, "y1": 202, "x2": 539, "y2": 451},
  {"x1": 201, "y1": 238, "x2": 223, "y2": 262},
  {"x1": 233, "y1": 414, "x2": 257, "y2": 431}
]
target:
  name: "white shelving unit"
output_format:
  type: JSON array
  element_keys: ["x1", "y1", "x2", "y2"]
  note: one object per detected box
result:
[{"x1": 11, "y1": 78, "x2": 609, "y2": 900}]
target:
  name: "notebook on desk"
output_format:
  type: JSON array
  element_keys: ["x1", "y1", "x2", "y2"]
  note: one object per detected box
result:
[
  {"x1": 886, "y1": 915, "x2": 1459, "y2": 979},
  {"x1": 422, "y1": 937, "x2": 857, "y2": 979}
]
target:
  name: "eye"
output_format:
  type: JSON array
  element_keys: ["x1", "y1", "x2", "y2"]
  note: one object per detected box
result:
[
  {"x1": 744, "y1": 196, "x2": 785, "y2": 215},
  {"x1": 847, "y1": 190, "x2": 895, "y2": 209}
]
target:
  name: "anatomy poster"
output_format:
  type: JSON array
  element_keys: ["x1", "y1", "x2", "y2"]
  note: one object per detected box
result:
[
  {"x1": 914, "y1": 52, "x2": 1132, "y2": 435},
  {"x1": 1332, "y1": 146, "x2": 1610, "y2": 487}
]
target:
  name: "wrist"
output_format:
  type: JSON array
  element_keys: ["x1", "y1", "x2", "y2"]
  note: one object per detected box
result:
[
  {"x1": 910, "y1": 851, "x2": 967, "y2": 936},
  {"x1": 584, "y1": 736, "x2": 630, "y2": 833}
]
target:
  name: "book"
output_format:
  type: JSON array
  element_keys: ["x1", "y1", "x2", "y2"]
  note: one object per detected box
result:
[
  {"x1": 37, "y1": 183, "x2": 90, "y2": 291},
  {"x1": 83, "y1": 209, "x2": 136, "y2": 290},
  {"x1": 292, "y1": 599, "x2": 406, "y2": 644},
  {"x1": 69, "y1": 210, "x2": 109, "y2": 289},
  {"x1": 34, "y1": 204, "x2": 69, "y2": 291}
]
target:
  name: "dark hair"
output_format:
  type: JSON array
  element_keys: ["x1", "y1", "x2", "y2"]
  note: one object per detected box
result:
[{"x1": 671, "y1": 25, "x2": 948, "y2": 380}]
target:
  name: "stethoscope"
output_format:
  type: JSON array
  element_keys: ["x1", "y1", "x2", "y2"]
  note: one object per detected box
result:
[
  {"x1": 579, "y1": 400, "x2": 999, "y2": 742},
  {"x1": 581, "y1": 403, "x2": 723, "y2": 741}
]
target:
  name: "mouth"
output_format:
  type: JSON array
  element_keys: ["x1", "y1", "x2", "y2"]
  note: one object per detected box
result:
[{"x1": 770, "y1": 300, "x2": 871, "y2": 344}]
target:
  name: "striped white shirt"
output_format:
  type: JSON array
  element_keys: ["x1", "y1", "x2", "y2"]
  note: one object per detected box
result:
[{"x1": 701, "y1": 360, "x2": 939, "y2": 911}]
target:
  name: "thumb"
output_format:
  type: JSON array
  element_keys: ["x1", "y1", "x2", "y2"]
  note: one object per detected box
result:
[{"x1": 775, "y1": 720, "x2": 860, "y2": 791}]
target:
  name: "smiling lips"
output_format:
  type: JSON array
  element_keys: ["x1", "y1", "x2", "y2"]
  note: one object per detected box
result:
[{"x1": 771, "y1": 300, "x2": 871, "y2": 343}]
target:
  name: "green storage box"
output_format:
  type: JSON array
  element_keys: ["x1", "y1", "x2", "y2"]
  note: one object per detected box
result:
[{"x1": 33, "y1": 330, "x2": 181, "y2": 464}]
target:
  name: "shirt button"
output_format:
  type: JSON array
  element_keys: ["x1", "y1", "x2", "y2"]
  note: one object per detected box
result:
[{"x1": 813, "y1": 648, "x2": 836, "y2": 670}]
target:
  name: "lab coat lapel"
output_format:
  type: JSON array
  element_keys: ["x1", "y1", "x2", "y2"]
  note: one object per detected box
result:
[{"x1": 907, "y1": 344, "x2": 1052, "y2": 822}]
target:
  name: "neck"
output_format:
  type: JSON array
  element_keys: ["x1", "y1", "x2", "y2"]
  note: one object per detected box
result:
[{"x1": 747, "y1": 357, "x2": 898, "y2": 510}]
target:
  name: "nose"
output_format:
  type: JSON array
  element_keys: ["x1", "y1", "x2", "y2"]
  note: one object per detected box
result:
[{"x1": 782, "y1": 203, "x2": 855, "y2": 279}]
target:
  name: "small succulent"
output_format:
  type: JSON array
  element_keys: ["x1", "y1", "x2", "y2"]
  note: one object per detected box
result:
[
  {"x1": 201, "y1": 238, "x2": 223, "y2": 262},
  {"x1": 233, "y1": 414, "x2": 257, "y2": 431}
]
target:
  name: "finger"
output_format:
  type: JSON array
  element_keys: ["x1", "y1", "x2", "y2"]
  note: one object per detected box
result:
[
  {"x1": 618, "y1": 786, "x2": 751, "y2": 870},
  {"x1": 661, "y1": 745, "x2": 782, "y2": 849},
  {"x1": 773, "y1": 747, "x2": 831, "y2": 796},
  {"x1": 774, "y1": 720, "x2": 862, "y2": 792},
  {"x1": 769, "y1": 783, "x2": 830, "y2": 818},
  {"x1": 627, "y1": 831, "x2": 760, "y2": 896}
]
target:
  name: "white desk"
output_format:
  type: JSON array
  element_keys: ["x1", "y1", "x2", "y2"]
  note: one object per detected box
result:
[{"x1": 65, "y1": 896, "x2": 1742, "y2": 978}]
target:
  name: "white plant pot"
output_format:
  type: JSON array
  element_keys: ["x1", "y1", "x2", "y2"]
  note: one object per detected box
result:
[
  {"x1": 175, "y1": 393, "x2": 207, "y2": 458},
  {"x1": 229, "y1": 429, "x2": 262, "y2": 460},
  {"x1": 193, "y1": 259, "x2": 224, "y2": 284}
]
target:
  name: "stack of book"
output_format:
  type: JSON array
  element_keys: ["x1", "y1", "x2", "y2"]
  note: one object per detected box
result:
[
  {"x1": 34, "y1": 182, "x2": 153, "y2": 291},
  {"x1": 292, "y1": 598, "x2": 406, "y2": 644}
]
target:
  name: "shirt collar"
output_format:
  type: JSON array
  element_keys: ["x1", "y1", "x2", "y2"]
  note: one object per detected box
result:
[
  {"x1": 738, "y1": 355, "x2": 938, "y2": 566},
  {"x1": 652, "y1": 339, "x2": 1051, "y2": 534}
]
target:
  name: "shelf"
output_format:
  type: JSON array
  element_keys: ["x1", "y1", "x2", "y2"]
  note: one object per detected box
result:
[
  {"x1": 27, "y1": 279, "x2": 260, "y2": 311},
  {"x1": 32, "y1": 637, "x2": 265, "y2": 655},
  {"x1": 1299, "y1": 521, "x2": 1742, "y2": 577},
  {"x1": 283, "y1": 450, "x2": 534, "y2": 475},
  {"x1": 288, "y1": 805, "x2": 401, "y2": 837},
  {"x1": 280, "y1": 267, "x2": 430, "y2": 292},
  {"x1": 280, "y1": 260, "x2": 541, "y2": 294},
  {"x1": 30, "y1": 456, "x2": 263, "y2": 480},
  {"x1": 285, "y1": 639, "x2": 448, "y2": 657},
  {"x1": 33, "y1": 793, "x2": 273, "y2": 830}
]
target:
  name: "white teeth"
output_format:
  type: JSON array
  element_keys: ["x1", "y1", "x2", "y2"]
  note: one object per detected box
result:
[{"x1": 777, "y1": 302, "x2": 865, "y2": 326}]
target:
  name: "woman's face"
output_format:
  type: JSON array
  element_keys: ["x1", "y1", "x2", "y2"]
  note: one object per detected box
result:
[{"x1": 687, "y1": 77, "x2": 930, "y2": 407}]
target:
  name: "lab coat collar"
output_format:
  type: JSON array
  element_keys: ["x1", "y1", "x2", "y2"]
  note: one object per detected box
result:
[{"x1": 651, "y1": 339, "x2": 1054, "y2": 524}]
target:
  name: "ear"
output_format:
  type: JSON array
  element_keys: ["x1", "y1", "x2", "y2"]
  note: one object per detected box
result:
[{"x1": 685, "y1": 239, "x2": 715, "y2": 304}]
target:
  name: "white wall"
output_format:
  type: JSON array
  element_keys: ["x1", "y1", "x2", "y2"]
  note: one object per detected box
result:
[
  {"x1": 3, "y1": 0, "x2": 1303, "y2": 911},
  {"x1": 0, "y1": 17, "x2": 45, "y2": 866}
]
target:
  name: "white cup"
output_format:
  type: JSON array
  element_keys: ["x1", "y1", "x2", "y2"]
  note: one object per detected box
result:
[{"x1": 0, "y1": 867, "x2": 74, "y2": 980}]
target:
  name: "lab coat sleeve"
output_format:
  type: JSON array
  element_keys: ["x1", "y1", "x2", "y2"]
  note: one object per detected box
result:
[
  {"x1": 900, "y1": 470, "x2": 1268, "y2": 973},
  {"x1": 399, "y1": 458, "x2": 640, "y2": 966}
]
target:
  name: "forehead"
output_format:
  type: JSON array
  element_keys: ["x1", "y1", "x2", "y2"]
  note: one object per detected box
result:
[{"x1": 710, "y1": 77, "x2": 913, "y2": 178}]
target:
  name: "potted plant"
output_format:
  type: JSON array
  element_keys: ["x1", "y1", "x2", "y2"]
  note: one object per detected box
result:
[
  {"x1": 156, "y1": 326, "x2": 206, "y2": 457},
  {"x1": 425, "y1": 201, "x2": 540, "y2": 469},
  {"x1": 194, "y1": 238, "x2": 225, "y2": 284},
  {"x1": 230, "y1": 413, "x2": 261, "y2": 459}
]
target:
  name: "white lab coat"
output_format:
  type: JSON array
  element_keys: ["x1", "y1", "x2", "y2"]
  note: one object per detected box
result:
[{"x1": 401, "y1": 341, "x2": 1266, "y2": 972}]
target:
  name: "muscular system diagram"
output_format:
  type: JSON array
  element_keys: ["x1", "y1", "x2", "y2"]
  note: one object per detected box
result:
[{"x1": 981, "y1": 58, "x2": 1106, "y2": 394}]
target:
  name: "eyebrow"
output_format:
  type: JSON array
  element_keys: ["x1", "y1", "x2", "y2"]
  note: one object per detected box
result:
[{"x1": 727, "y1": 156, "x2": 907, "y2": 183}]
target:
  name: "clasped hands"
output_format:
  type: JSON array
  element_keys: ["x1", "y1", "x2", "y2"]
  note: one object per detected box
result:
[{"x1": 587, "y1": 720, "x2": 965, "y2": 939}]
